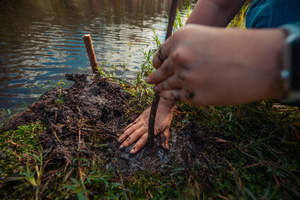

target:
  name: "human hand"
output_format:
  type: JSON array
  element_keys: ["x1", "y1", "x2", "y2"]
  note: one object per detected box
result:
[
  {"x1": 118, "y1": 98, "x2": 174, "y2": 154},
  {"x1": 147, "y1": 25, "x2": 286, "y2": 106}
]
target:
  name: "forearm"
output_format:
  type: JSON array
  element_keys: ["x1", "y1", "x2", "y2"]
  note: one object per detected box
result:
[
  {"x1": 245, "y1": 28, "x2": 287, "y2": 100},
  {"x1": 212, "y1": 27, "x2": 287, "y2": 102},
  {"x1": 186, "y1": 0, "x2": 246, "y2": 26}
]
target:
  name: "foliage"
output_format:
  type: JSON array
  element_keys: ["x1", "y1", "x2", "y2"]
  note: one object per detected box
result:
[{"x1": 228, "y1": 0, "x2": 255, "y2": 28}]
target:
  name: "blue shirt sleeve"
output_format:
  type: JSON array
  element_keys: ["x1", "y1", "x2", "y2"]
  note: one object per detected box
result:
[
  {"x1": 246, "y1": 0, "x2": 300, "y2": 29},
  {"x1": 246, "y1": 0, "x2": 273, "y2": 28}
]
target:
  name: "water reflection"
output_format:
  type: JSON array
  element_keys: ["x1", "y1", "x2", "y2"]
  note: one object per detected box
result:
[{"x1": 0, "y1": 0, "x2": 193, "y2": 118}]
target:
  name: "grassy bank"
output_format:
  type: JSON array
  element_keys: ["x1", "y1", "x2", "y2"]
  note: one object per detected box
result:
[{"x1": 1, "y1": 95, "x2": 299, "y2": 199}]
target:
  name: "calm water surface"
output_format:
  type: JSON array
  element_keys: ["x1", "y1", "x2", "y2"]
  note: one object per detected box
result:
[{"x1": 0, "y1": 0, "x2": 193, "y2": 121}]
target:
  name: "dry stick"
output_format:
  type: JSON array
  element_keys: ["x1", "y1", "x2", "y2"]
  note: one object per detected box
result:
[
  {"x1": 148, "y1": 0, "x2": 179, "y2": 147},
  {"x1": 82, "y1": 34, "x2": 100, "y2": 74}
]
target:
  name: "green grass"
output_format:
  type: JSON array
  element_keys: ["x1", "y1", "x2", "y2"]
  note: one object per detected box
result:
[
  {"x1": 175, "y1": 102, "x2": 300, "y2": 199},
  {"x1": 0, "y1": 122, "x2": 45, "y2": 199}
]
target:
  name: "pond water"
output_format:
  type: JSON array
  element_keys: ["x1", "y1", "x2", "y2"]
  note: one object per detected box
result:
[{"x1": 0, "y1": 0, "x2": 193, "y2": 122}]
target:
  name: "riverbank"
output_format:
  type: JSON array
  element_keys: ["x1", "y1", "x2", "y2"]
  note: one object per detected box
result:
[{"x1": 1, "y1": 73, "x2": 299, "y2": 199}]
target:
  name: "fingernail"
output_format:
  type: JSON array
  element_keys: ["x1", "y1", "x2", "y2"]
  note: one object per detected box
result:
[
  {"x1": 119, "y1": 144, "x2": 124, "y2": 149},
  {"x1": 130, "y1": 149, "x2": 135, "y2": 154}
]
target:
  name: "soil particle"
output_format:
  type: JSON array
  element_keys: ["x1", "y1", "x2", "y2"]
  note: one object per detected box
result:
[{"x1": 2, "y1": 74, "x2": 230, "y2": 177}]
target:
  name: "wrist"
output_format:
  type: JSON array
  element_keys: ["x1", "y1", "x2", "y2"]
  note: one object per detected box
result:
[
  {"x1": 218, "y1": 28, "x2": 287, "y2": 102},
  {"x1": 243, "y1": 29, "x2": 287, "y2": 101},
  {"x1": 278, "y1": 24, "x2": 300, "y2": 105},
  {"x1": 268, "y1": 29, "x2": 289, "y2": 100}
]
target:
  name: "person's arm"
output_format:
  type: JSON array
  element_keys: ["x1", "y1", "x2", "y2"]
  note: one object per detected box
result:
[
  {"x1": 186, "y1": 0, "x2": 246, "y2": 26},
  {"x1": 147, "y1": 25, "x2": 287, "y2": 105}
]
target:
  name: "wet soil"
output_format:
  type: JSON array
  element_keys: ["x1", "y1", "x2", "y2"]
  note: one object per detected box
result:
[{"x1": 3, "y1": 74, "x2": 230, "y2": 177}]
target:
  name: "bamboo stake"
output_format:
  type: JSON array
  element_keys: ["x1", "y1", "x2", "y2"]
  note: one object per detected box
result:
[
  {"x1": 148, "y1": 0, "x2": 179, "y2": 147},
  {"x1": 82, "y1": 34, "x2": 100, "y2": 74}
]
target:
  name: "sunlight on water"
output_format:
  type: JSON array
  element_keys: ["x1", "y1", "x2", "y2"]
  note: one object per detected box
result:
[{"x1": 0, "y1": 0, "x2": 193, "y2": 121}]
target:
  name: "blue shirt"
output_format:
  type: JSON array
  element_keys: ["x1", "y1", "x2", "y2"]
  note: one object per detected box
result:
[{"x1": 246, "y1": 0, "x2": 300, "y2": 28}]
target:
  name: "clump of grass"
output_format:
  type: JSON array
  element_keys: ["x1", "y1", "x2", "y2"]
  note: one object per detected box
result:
[
  {"x1": 0, "y1": 122, "x2": 45, "y2": 199},
  {"x1": 55, "y1": 95, "x2": 65, "y2": 104}
]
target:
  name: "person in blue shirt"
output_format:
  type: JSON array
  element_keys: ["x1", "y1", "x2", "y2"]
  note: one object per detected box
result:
[{"x1": 118, "y1": 0, "x2": 300, "y2": 154}]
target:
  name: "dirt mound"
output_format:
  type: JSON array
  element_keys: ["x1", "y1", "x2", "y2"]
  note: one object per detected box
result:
[{"x1": 3, "y1": 74, "x2": 229, "y2": 176}]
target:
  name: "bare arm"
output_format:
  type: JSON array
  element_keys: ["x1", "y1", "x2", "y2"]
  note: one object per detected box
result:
[
  {"x1": 148, "y1": 26, "x2": 286, "y2": 105},
  {"x1": 186, "y1": 0, "x2": 246, "y2": 26}
]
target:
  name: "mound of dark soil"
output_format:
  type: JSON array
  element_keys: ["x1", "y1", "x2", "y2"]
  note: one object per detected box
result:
[{"x1": 3, "y1": 74, "x2": 230, "y2": 177}]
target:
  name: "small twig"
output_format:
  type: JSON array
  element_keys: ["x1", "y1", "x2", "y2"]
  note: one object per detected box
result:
[
  {"x1": 62, "y1": 168, "x2": 73, "y2": 183},
  {"x1": 272, "y1": 173, "x2": 281, "y2": 188},
  {"x1": 148, "y1": 93, "x2": 160, "y2": 146},
  {"x1": 214, "y1": 137, "x2": 231, "y2": 143},
  {"x1": 226, "y1": 160, "x2": 244, "y2": 196},
  {"x1": 82, "y1": 34, "x2": 100, "y2": 74},
  {"x1": 217, "y1": 195, "x2": 230, "y2": 200},
  {"x1": 7, "y1": 140, "x2": 24, "y2": 147},
  {"x1": 243, "y1": 163, "x2": 260, "y2": 169},
  {"x1": 148, "y1": 0, "x2": 179, "y2": 147},
  {"x1": 78, "y1": 167, "x2": 89, "y2": 200}
]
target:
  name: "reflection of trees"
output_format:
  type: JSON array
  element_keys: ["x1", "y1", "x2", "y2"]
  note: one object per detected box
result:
[
  {"x1": 0, "y1": 0, "x2": 195, "y2": 40},
  {"x1": 1, "y1": 0, "x2": 192, "y2": 28}
]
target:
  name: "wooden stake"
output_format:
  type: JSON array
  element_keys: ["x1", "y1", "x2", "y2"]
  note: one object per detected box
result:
[
  {"x1": 82, "y1": 34, "x2": 100, "y2": 74},
  {"x1": 148, "y1": 0, "x2": 179, "y2": 147}
]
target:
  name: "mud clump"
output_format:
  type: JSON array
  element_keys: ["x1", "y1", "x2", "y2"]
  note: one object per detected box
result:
[{"x1": 3, "y1": 74, "x2": 230, "y2": 177}]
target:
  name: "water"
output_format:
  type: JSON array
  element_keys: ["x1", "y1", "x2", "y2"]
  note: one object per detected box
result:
[{"x1": 0, "y1": 0, "x2": 193, "y2": 122}]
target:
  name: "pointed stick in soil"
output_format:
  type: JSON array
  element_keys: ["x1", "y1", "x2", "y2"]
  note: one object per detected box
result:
[
  {"x1": 148, "y1": 0, "x2": 179, "y2": 147},
  {"x1": 82, "y1": 34, "x2": 100, "y2": 74}
]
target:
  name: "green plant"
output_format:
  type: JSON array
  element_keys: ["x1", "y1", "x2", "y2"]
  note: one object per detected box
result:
[
  {"x1": 55, "y1": 95, "x2": 65, "y2": 104},
  {"x1": 23, "y1": 153, "x2": 44, "y2": 200},
  {"x1": 64, "y1": 178, "x2": 89, "y2": 200}
]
